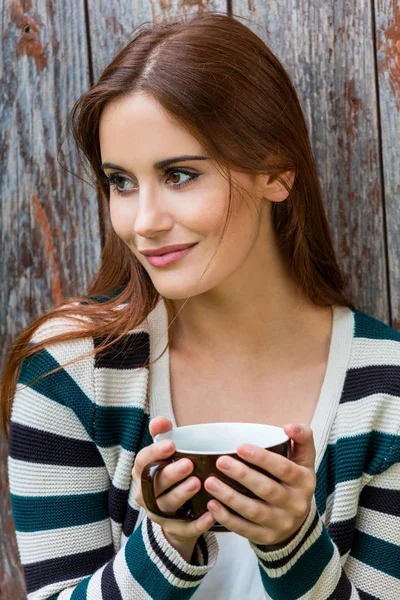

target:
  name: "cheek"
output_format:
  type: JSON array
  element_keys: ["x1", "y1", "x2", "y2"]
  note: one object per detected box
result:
[{"x1": 109, "y1": 199, "x2": 135, "y2": 239}]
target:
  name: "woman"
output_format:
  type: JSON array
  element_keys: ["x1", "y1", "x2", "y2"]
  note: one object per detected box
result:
[{"x1": 2, "y1": 12, "x2": 399, "y2": 600}]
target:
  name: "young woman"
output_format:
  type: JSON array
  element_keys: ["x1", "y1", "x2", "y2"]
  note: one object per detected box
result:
[{"x1": 2, "y1": 12, "x2": 399, "y2": 600}]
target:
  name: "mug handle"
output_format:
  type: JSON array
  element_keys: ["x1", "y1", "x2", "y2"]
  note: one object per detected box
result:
[{"x1": 141, "y1": 460, "x2": 195, "y2": 520}]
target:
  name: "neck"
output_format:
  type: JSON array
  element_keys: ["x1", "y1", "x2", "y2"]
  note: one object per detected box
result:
[{"x1": 167, "y1": 259, "x2": 333, "y2": 369}]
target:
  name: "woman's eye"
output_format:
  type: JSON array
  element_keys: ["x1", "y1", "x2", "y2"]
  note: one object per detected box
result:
[{"x1": 101, "y1": 169, "x2": 199, "y2": 196}]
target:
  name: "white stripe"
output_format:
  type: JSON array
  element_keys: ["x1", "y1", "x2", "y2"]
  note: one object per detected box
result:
[
  {"x1": 11, "y1": 385, "x2": 91, "y2": 441},
  {"x1": 331, "y1": 393, "x2": 400, "y2": 439},
  {"x1": 350, "y1": 337, "x2": 400, "y2": 369},
  {"x1": 357, "y1": 506, "x2": 400, "y2": 547},
  {"x1": 113, "y1": 535, "x2": 152, "y2": 600},
  {"x1": 323, "y1": 476, "x2": 365, "y2": 524},
  {"x1": 86, "y1": 562, "x2": 107, "y2": 600},
  {"x1": 345, "y1": 556, "x2": 400, "y2": 600},
  {"x1": 297, "y1": 544, "x2": 342, "y2": 599},
  {"x1": 16, "y1": 519, "x2": 112, "y2": 565},
  {"x1": 27, "y1": 580, "x2": 76, "y2": 599},
  {"x1": 94, "y1": 368, "x2": 148, "y2": 407},
  {"x1": 366, "y1": 460, "x2": 400, "y2": 490},
  {"x1": 310, "y1": 306, "x2": 354, "y2": 471},
  {"x1": 98, "y1": 446, "x2": 135, "y2": 489},
  {"x1": 8, "y1": 457, "x2": 109, "y2": 496}
]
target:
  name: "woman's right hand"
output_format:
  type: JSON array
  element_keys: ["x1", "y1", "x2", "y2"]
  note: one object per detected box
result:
[{"x1": 132, "y1": 416, "x2": 216, "y2": 561}]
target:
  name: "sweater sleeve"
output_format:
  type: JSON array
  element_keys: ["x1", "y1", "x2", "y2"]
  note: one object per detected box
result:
[
  {"x1": 7, "y1": 342, "x2": 218, "y2": 600},
  {"x1": 248, "y1": 442, "x2": 400, "y2": 599}
]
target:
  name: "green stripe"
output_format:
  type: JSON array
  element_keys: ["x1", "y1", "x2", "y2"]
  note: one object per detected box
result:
[
  {"x1": 259, "y1": 525, "x2": 334, "y2": 599},
  {"x1": 354, "y1": 309, "x2": 400, "y2": 341},
  {"x1": 70, "y1": 576, "x2": 90, "y2": 599},
  {"x1": 19, "y1": 350, "x2": 95, "y2": 439},
  {"x1": 319, "y1": 431, "x2": 398, "y2": 499},
  {"x1": 125, "y1": 521, "x2": 198, "y2": 599},
  {"x1": 10, "y1": 491, "x2": 108, "y2": 532},
  {"x1": 352, "y1": 530, "x2": 400, "y2": 579},
  {"x1": 94, "y1": 406, "x2": 149, "y2": 451},
  {"x1": 315, "y1": 450, "x2": 328, "y2": 516}
]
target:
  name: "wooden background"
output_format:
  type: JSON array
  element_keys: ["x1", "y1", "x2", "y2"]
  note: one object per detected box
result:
[{"x1": 1, "y1": 0, "x2": 399, "y2": 597}]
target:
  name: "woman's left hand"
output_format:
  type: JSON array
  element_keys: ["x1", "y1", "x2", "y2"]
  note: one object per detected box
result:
[{"x1": 204, "y1": 424, "x2": 316, "y2": 546}]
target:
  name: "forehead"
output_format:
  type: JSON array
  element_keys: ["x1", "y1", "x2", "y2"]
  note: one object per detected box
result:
[{"x1": 99, "y1": 93, "x2": 203, "y2": 166}]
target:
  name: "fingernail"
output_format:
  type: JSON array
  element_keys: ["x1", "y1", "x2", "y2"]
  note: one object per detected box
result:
[
  {"x1": 160, "y1": 440, "x2": 173, "y2": 451},
  {"x1": 239, "y1": 444, "x2": 253, "y2": 457},
  {"x1": 185, "y1": 478, "x2": 197, "y2": 491},
  {"x1": 292, "y1": 425, "x2": 302, "y2": 434},
  {"x1": 219, "y1": 456, "x2": 233, "y2": 470},
  {"x1": 204, "y1": 512, "x2": 215, "y2": 526}
]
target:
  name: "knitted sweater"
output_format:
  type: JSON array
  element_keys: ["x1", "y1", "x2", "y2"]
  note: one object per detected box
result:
[{"x1": 7, "y1": 295, "x2": 400, "y2": 599}]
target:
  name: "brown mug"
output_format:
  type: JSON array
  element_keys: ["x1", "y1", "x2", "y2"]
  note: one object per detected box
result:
[{"x1": 141, "y1": 422, "x2": 290, "y2": 532}]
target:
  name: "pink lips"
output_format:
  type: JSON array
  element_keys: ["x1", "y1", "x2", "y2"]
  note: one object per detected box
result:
[{"x1": 144, "y1": 244, "x2": 197, "y2": 267}]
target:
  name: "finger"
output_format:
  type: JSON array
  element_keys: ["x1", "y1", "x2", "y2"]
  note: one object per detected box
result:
[
  {"x1": 207, "y1": 500, "x2": 277, "y2": 545},
  {"x1": 148, "y1": 509, "x2": 216, "y2": 540},
  {"x1": 283, "y1": 424, "x2": 316, "y2": 468},
  {"x1": 133, "y1": 439, "x2": 175, "y2": 474},
  {"x1": 149, "y1": 416, "x2": 173, "y2": 439},
  {"x1": 204, "y1": 476, "x2": 280, "y2": 525},
  {"x1": 213, "y1": 456, "x2": 288, "y2": 507},
  {"x1": 156, "y1": 476, "x2": 201, "y2": 513},
  {"x1": 235, "y1": 444, "x2": 306, "y2": 486},
  {"x1": 154, "y1": 458, "x2": 194, "y2": 496}
]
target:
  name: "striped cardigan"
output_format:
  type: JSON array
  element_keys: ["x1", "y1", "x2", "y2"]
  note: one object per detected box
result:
[{"x1": 7, "y1": 295, "x2": 400, "y2": 599}]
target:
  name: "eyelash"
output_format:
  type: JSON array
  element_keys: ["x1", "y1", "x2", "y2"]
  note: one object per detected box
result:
[{"x1": 100, "y1": 168, "x2": 200, "y2": 196}]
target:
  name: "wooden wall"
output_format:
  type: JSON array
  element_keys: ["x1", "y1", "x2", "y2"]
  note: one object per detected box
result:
[{"x1": 1, "y1": 1, "x2": 398, "y2": 597}]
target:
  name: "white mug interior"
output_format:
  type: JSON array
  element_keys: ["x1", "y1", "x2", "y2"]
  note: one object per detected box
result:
[{"x1": 154, "y1": 422, "x2": 288, "y2": 454}]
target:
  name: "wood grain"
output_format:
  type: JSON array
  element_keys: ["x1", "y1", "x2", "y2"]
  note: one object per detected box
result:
[
  {"x1": 232, "y1": 0, "x2": 391, "y2": 323},
  {"x1": 374, "y1": 1, "x2": 400, "y2": 329},
  {"x1": 0, "y1": 1, "x2": 101, "y2": 597}
]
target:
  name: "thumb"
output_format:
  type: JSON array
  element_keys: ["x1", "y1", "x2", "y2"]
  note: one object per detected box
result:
[
  {"x1": 283, "y1": 423, "x2": 316, "y2": 469},
  {"x1": 149, "y1": 416, "x2": 173, "y2": 440}
]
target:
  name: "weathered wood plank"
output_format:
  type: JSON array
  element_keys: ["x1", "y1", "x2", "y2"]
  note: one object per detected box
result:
[
  {"x1": 0, "y1": 1, "x2": 102, "y2": 597},
  {"x1": 375, "y1": 0, "x2": 400, "y2": 330},
  {"x1": 232, "y1": 0, "x2": 390, "y2": 323}
]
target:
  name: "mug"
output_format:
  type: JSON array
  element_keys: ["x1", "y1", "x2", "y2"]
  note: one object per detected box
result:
[{"x1": 141, "y1": 422, "x2": 290, "y2": 532}]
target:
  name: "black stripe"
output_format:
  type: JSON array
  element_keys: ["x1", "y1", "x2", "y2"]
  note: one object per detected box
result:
[
  {"x1": 357, "y1": 589, "x2": 379, "y2": 600},
  {"x1": 328, "y1": 516, "x2": 356, "y2": 556},
  {"x1": 197, "y1": 534, "x2": 208, "y2": 566},
  {"x1": 340, "y1": 365, "x2": 400, "y2": 404},
  {"x1": 94, "y1": 332, "x2": 150, "y2": 370},
  {"x1": 258, "y1": 511, "x2": 319, "y2": 569},
  {"x1": 108, "y1": 483, "x2": 130, "y2": 524},
  {"x1": 8, "y1": 422, "x2": 104, "y2": 467},
  {"x1": 146, "y1": 518, "x2": 204, "y2": 582},
  {"x1": 326, "y1": 570, "x2": 352, "y2": 600},
  {"x1": 190, "y1": 546, "x2": 200, "y2": 566},
  {"x1": 24, "y1": 544, "x2": 114, "y2": 594},
  {"x1": 360, "y1": 485, "x2": 400, "y2": 517},
  {"x1": 101, "y1": 554, "x2": 123, "y2": 600},
  {"x1": 122, "y1": 504, "x2": 141, "y2": 538}
]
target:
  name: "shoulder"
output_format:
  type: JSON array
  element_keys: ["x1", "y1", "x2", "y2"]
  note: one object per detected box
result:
[
  {"x1": 339, "y1": 307, "x2": 400, "y2": 443},
  {"x1": 348, "y1": 308, "x2": 400, "y2": 374}
]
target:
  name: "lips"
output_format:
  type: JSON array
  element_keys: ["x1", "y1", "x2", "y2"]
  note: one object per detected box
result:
[
  {"x1": 142, "y1": 244, "x2": 197, "y2": 267},
  {"x1": 139, "y1": 243, "x2": 197, "y2": 257}
]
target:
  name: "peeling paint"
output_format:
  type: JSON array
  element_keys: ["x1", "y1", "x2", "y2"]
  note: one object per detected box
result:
[
  {"x1": 31, "y1": 194, "x2": 63, "y2": 305},
  {"x1": 10, "y1": 2, "x2": 48, "y2": 72}
]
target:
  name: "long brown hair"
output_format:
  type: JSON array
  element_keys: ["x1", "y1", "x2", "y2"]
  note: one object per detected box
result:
[{"x1": 1, "y1": 12, "x2": 353, "y2": 441}]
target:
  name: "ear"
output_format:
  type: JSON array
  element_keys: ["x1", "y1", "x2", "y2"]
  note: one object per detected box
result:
[{"x1": 260, "y1": 170, "x2": 296, "y2": 203}]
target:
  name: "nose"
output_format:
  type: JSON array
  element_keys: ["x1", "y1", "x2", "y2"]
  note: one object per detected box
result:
[{"x1": 134, "y1": 185, "x2": 173, "y2": 238}]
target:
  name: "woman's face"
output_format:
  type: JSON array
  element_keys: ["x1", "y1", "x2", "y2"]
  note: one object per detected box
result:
[{"x1": 99, "y1": 93, "x2": 279, "y2": 301}]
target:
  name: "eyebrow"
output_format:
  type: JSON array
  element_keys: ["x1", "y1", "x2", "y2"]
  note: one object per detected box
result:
[{"x1": 101, "y1": 155, "x2": 209, "y2": 172}]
